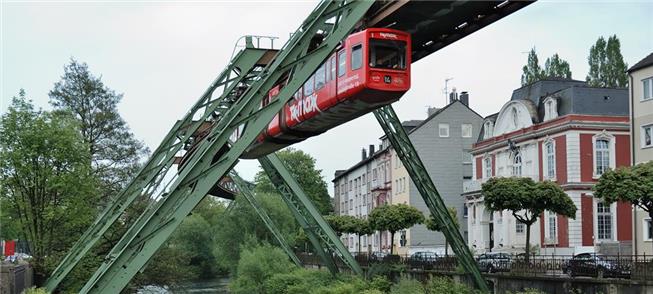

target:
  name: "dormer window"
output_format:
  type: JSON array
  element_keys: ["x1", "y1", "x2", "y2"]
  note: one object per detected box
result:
[
  {"x1": 483, "y1": 121, "x2": 494, "y2": 139},
  {"x1": 543, "y1": 97, "x2": 558, "y2": 121}
]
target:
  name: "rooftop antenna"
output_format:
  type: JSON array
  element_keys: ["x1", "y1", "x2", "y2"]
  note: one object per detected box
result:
[{"x1": 443, "y1": 77, "x2": 453, "y2": 105}]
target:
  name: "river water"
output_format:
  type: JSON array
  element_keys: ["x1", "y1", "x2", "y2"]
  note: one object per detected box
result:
[{"x1": 137, "y1": 277, "x2": 231, "y2": 293}]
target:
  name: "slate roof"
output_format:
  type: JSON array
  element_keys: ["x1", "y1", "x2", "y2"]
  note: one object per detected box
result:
[
  {"x1": 477, "y1": 79, "x2": 628, "y2": 143},
  {"x1": 628, "y1": 52, "x2": 653, "y2": 73}
]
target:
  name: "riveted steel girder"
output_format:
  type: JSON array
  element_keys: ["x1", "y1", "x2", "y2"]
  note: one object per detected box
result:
[
  {"x1": 229, "y1": 171, "x2": 302, "y2": 267},
  {"x1": 259, "y1": 154, "x2": 363, "y2": 276},
  {"x1": 79, "y1": 1, "x2": 373, "y2": 292},
  {"x1": 373, "y1": 105, "x2": 489, "y2": 292}
]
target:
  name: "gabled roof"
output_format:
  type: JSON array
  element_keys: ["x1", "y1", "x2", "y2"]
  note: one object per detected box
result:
[
  {"x1": 628, "y1": 52, "x2": 653, "y2": 73},
  {"x1": 406, "y1": 100, "x2": 483, "y2": 135}
]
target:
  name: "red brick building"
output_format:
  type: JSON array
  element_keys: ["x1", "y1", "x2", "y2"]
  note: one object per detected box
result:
[{"x1": 463, "y1": 79, "x2": 631, "y2": 255}]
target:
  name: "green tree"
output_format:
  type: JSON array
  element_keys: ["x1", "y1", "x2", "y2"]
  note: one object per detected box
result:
[
  {"x1": 324, "y1": 214, "x2": 358, "y2": 237},
  {"x1": 521, "y1": 48, "x2": 573, "y2": 86},
  {"x1": 354, "y1": 219, "x2": 375, "y2": 254},
  {"x1": 586, "y1": 35, "x2": 628, "y2": 87},
  {"x1": 521, "y1": 48, "x2": 544, "y2": 86},
  {"x1": 0, "y1": 92, "x2": 98, "y2": 282},
  {"x1": 425, "y1": 207, "x2": 459, "y2": 256},
  {"x1": 229, "y1": 244, "x2": 297, "y2": 294},
  {"x1": 482, "y1": 178, "x2": 576, "y2": 262},
  {"x1": 594, "y1": 161, "x2": 653, "y2": 253},
  {"x1": 543, "y1": 53, "x2": 572, "y2": 80},
  {"x1": 368, "y1": 204, "x2": 424, "y2": 254},
  {"x1": 48, "y1": 59, "x2": 148, "y2": 202},
  {"x1": 213, "y1": 192, "x2": 299, "y2": 273},
  {"x1": 254, "y1": 148, "x2": 332, "y2": 214}
]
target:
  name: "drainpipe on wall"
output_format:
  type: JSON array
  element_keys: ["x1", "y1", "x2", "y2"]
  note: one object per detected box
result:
[{"x1": 630, "y1": 72, "x2": 638, "y2": 255}]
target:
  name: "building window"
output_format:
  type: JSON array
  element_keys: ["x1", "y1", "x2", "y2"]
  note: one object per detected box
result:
[
  {"x1": 642, "y1": 124, "x2": 652, "y2": 148},
  {"x1": 483, "y1": 121, "x2": 493, "y2": 139},
  {"x1": 462, "y1": 124, "x2": 473, "y2": 138},
  {"x1": 644, "y1": 219, "x2": 653, "y2": 241},
  {"x1": 516, "y1": 221, "x2": 525, "y2": 234},
  {"x1": 512, "y1": 152, "x2": 522, "y2": 176},
  {"x1": 484, "y1": 157, "x2": 492, "y2": 179},
  {"x1": 643, "y1": 77, "x2": 653, "y2": 101},
  {"x1": 547, "y1": 211, "x2": 557, "y2": 243},
  {"x1": 462, "y1": 151, "x2": 472, "y2": 164},
  {"x1": 543, "y1": 97, "x2": 558, "y2": 121},
  {"x1": 463, "y1": 205, "x2": 468, "y2": 218},
  {"x1": 595, "y1": 139, "x2": 610, "y2": 176},
  {"x1": 597, "y1": 202, "x2": 612, "y2": 241},
  {"x1": 439, "y1": 123, "x2": 450, "y2": 137},
  {"x1": 545, "y1": 141, "x2": 556, "y2": 179}
]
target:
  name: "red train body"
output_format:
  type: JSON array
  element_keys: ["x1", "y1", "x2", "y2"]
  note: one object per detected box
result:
[{"x1": 241, "y1": 28, "x2": 412, "y2": 159}]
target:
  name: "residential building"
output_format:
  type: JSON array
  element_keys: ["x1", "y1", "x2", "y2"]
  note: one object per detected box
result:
[
  {"x1": 463, "y1": 79, "x2": 631, "y2": 255},
  {"x1": 333, "y1": 143, "x2": 392, "y2": 253},
  {"x1": 391, "y1": 94, "x2": 483, "y2": 255},
  {"x1": 628, "y1": 52, "x2": 653, "y2": 255}
]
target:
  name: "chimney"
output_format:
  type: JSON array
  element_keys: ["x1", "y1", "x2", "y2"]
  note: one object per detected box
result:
[
  {"x1": 449, "y1": 87, "x2": 458, "y2": 104},
  {"x1": 427, "y1": 107, "x2": 440, "y2": 117},
  {"x1": 361, "y1": 148, "x2": 367, "y2": 161},
  {"x1": 460, "y1": 91, "x2": 469, "y2": 107},
  {"x1": 369, "y1": 144, "x2": 375, "y2": 155}
]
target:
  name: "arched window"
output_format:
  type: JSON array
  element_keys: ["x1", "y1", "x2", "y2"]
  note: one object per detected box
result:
[
  {"x1": 512, "y1": 152, "x2": 522, "y2": 176},
  {"x1": 484, "y1": 121, "x2": 493, "y2": 139},
  {"x1": 543, "y1": 97, "x2": 558, "y2": 121},
  {"x1": 595, "y1": 139, "x2": 610, "y2": 176}
]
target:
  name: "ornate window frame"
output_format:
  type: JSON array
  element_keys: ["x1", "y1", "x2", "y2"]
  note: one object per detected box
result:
[
  {"x1": 543, "y1": 96, "x2": 558, "y2": 121},
  {"x1": 592, "y1": 131, "x2": 616, "y2": 179},
  {"x1": 542, "y1": 137, "x2": 556, "y2": 180}
]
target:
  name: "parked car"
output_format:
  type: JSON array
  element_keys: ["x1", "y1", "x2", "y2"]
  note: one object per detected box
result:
[
  {"x1": 564, "y1": 253, "x2": 631, "y2": 278},
  {"x1": 476, "y1": 252, "x2": 512, "y2": 273},
  {"x1": 370, "y1": 251, "x2": 388, "y2": 262},
  {"x1": 409, "y1": 251, "x2": 439, "y2": 269}
]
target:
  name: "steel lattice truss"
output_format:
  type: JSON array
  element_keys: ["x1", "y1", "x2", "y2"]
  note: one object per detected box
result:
[{"x1": 44, "y1": 0, "x2": 538, "y2": 292}]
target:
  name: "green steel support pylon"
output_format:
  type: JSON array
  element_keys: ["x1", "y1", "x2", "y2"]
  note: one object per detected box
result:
[
  {"x1": 229, "y1": 171, "x2": 302, "y2": 267},
  {"x1": 260, "y1": 153, "x2": 363, "y2": 276},
  {"x1": 373, "y1": 105, "x2": 489, "y2": 293},
  {"x1": 79, "y1": 1, "x2": 373, "y2": 292},
  {"x1": 44, "y1": 47, "x2": 268, "y2": 293}
]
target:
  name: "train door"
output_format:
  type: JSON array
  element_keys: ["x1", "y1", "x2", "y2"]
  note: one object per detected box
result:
[{"x1": 328, "y1": 55, "x2": 337, "y2": 102}]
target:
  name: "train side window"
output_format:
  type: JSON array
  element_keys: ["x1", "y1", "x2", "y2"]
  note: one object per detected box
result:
[
  {"x1": 330, "y1": 57, "x2": 336, "y2": 80},
  {"x1": 351, "y1": 44, "x2": 362, "y2": 70},
  {"x1": 304, "y1": 75, "x2": 314, "y2": 96},
  {"x1": 315, "y1": 64, "x2": 326, "y2": 90},
  {"x1": 338, "y1": 50, "x2": 346, "y2": 77}
]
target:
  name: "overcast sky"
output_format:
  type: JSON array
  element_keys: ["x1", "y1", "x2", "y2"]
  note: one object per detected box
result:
[{"x1": 2, "y1": 0, "x2": 652, "y2": 197}]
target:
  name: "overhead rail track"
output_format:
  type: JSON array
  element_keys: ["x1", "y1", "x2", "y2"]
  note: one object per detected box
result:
[{"x1": 46, "y1": 1, "x2": 533, "y2": 293}]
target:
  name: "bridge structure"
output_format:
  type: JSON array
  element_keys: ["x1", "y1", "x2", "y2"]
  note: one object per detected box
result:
[{"x1": 43, "y1": 1, "x2": 534, "y2": 293}]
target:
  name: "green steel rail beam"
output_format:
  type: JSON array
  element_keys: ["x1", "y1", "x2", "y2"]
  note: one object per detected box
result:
[
  {"x1": 79, "y1": 1, "x2": 373, "y2": 292},
  {"x1": 260, "y1": 154, "x2": 363, "y2": 276},
  {"x1": 44, "y1": 47, "x2": 268, "y2": 292},
  {"x1": 373, "y1": 105, "x2": 489, "y2": 292},
  {"x1": 229, "y1": 171, "x2": 302, "y2": 267}
]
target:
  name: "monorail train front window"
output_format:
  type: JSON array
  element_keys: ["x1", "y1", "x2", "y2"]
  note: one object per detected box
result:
[{"x1": 369, "y1": 39, "x2": 406, "y2": 70}]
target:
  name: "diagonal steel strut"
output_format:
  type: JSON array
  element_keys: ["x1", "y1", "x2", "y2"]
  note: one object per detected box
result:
[
  {"x1": 229, "y1": 171, "x2": 302, "y2": 267},
  {"x1": 373, "y1": 105, "x2": 489, "y2": 292}
]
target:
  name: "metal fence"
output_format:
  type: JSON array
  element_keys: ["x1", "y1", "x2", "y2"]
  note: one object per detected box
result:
[{"x1": 295, "y1": 252, "x2": 653, "y2": 281}]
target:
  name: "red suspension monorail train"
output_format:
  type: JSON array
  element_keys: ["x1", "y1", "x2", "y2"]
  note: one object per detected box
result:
[{"x1": 240, "y1": 28, "x2": 411, "y2": 158}]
